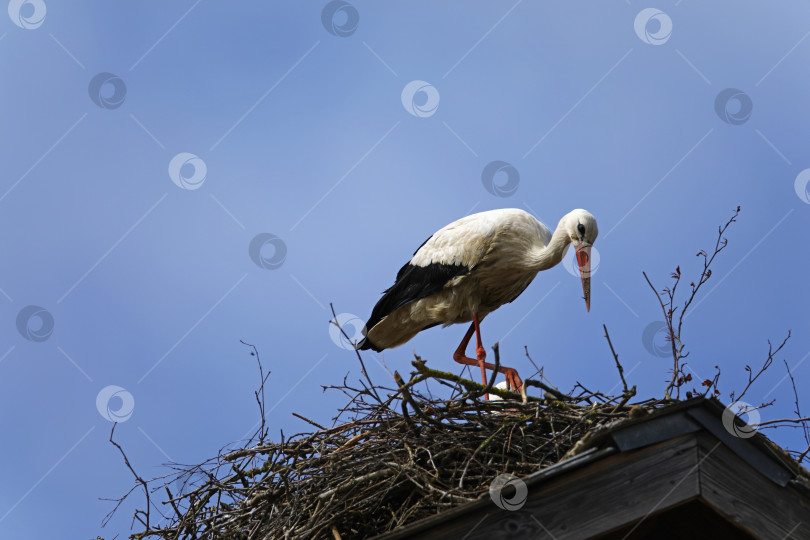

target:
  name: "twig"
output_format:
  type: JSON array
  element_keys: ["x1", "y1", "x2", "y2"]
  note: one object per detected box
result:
[
  {"x1": 395, "y1": 371, "x2": 453, "y2": 430},
  {"x1": 523, "y1": 346, "x2": 544, "y2": 381},
  {"x1": 753, "y1": 417, "x2": 810, "y2": 427},
  {"x1": 602, "y1": 324, "x2": 628, "y2": 394},
  {"x1": 611, "y1": 387, "x2": 637, "y2": 414},
  {"x1": 292, "y1": 412, "x2": 327, "y2": 431},
  {"x1": 108, "y1": 423, "x2": 150, "y2": 531},
  {"x1": 642, "y1": 206, "x2": 741, "y2": 399},
  {"x1": 599, "y1": 325, "x2": 637, "y2": 412},
  {"x1": 482, "y1": 342, "x2": 500, "y2": 399},
  {"x1": 799, "y1": 442, "x2": 810, "y2": 464},
  {"x1": 642, "y1": 271, "x2": 680, "y2": 398},
  {"x1": 318, "y1": 468, "x2": 393, "y2": 500},
  {"x1": 784, "y1": 359, "x2": 810, "y2": 447},
  {"x1": 330, "y1": 303, "x2": 382, "y2": 403},
  {"x1": 735, "y1": 331, "x2": 791, "y2": 403},
  {"x1": 523, "y1": 380, "x2": 574, "y2": 402},
  {"x1": 241, "y1": 340, "x2": 270, "y2": 444},
  {"x1": 700, "y1": 366, "x2": 721, "y2": 398},
  {"x1": 676, "y1": 207, "x2": 740, "y2": 343}
]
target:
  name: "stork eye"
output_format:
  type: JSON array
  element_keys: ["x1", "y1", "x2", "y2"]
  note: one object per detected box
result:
[{"x1": 577, "y1": 223, "x2": 585, "y2": 236}]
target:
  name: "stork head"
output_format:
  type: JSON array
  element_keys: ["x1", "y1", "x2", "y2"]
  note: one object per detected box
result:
[{"x1": 564, "y1": 209, "x2": 598, "y2": 312}]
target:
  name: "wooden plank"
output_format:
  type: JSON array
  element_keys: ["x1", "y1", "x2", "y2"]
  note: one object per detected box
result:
[
  {"x1": 697, "y1": 433, "x2": 810, "y2": 539},
  {"x1": 385, "y1": 434, "x2": 701, "y2": 539},
  {"x1": 610, "y1": 410, "x2": 701, "y2": 451},
  {"x1": 688, "y1": 406, "x2": 795, "y2": 486}
]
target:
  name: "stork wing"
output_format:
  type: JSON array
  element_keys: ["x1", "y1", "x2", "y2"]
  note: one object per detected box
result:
[
  {"x1": 407, "y1": 212, "x2": 496, "y2": 269},
  {"x1": 360, "y1": 214, "x2": 498, "y2": 347}
]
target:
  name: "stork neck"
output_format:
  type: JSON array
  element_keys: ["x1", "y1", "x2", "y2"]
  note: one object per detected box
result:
[{"x1": 530, "y1": 224, "x2": 571, "y2": 271}]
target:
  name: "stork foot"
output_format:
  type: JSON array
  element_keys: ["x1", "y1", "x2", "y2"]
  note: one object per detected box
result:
[
  {"x1": 452, "y1": 319, "x2": 525, "y2": 401},
  {"x1": 476, "y1": 345, "x2": 523, "y2": 396},
  {"x1": 501, "y1": 367, "x2": 525, "y2": 400},
  {"x1": 453, "y1": 350, "x2": 524, "y2": 399}
]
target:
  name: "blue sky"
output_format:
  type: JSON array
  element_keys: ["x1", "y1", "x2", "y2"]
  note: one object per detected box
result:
[{"x1": 1, "y1": 2, "x2": 809, "y2": 537}]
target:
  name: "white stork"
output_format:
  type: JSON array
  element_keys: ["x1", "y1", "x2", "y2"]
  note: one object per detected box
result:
[{"x1": 358, "y1": 208, "x2": 598, "y2": 396}]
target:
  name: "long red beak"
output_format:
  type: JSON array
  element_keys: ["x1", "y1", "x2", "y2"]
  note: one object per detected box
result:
[{"x1": 575, "y1": 245, "x2": 592, "y2": 311}]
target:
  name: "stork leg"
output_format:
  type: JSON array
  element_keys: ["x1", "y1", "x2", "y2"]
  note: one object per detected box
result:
[{"x1": 452, "y1": 312, "x2": 524, "y2": 398}]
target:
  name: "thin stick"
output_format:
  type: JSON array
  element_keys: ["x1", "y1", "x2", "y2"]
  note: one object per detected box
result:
[
  {"x1": 394, "y1": 371, "x2": 452, "y2": 430},
  {"x1": 643, "y1": 270, "x2": 679, "y2": 398},
  {"x1": 753, "y1": 417, "x2": 810, "y2": 427},
  {"x1": 109, "y1": 423, "x2": 150, "y2": 531},
  {"x1": 523, "y1": 380, "x2": 573, "y2": 402},
  {"x1": 602, "y1": 324, "x2": 628, "y2": 394},
  {"x1": 241, "y1": 340, "x2": 270, "y2": 444},
  {"x1": 735, "y1": 331, "x2": 791, "y2": 403},
  {"x1": 292, "y1": 412, "x2": 327, "y2": 431},
  {"x1": 784, "y1": 358, "x2": 809, "y2": 447},
  {"x1": 481, "y1": 342, "x2": 500, "y2": 399},
  {"x1": 642, "y1": 206, "x2": 741, "y2": 399},
  {"x1": 798, "y1": 442, "x2": 810, "y2": 464},
  {"x1": 330, "y1": 303, "x2": 382, "y2": 403}
]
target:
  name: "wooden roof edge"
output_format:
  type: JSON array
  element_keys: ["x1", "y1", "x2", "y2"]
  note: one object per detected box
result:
[
  {"x1": 566, "y1": 396, "x2": 808, "y2": 488},
  {"x1": 375, "y1": 397, "x2": 810, "y2": 539}
]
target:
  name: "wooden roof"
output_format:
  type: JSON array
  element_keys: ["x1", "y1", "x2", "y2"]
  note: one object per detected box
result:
[{"x1": 375, "y1": 397, "x2": 810, "y2": 539}]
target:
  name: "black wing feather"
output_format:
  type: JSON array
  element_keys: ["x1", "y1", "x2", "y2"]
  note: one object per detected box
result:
[{"x1": 358, "y1": 257, "x2": 469, "y2": 351}]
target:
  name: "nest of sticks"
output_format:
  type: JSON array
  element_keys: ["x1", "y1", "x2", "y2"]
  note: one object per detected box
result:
[{"x1": 120, "y1": 343, "x2": 664, "y2": 540}]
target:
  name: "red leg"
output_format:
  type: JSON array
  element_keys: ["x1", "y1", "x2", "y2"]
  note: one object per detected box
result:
[
  {"x1": 452, "y1": 322, "x2": 477, "y2": 372},
  {"x1": 473, "y1": 312, "x2": 488, "y2": 387},
  {"x1": 452, "y1": 312, "x2": 524, "y2": 398}
]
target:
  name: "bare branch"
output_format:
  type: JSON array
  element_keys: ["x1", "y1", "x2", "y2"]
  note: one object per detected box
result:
[
  {"x1": 602, "y1": 324, "x2": 628, "y2": 394},
  {"x1": 240, "y1": 340, "x2": 270, "y2": 444},
  {"x1": 753, "y1": 417, "x2": 810, "y2": 427},
  {"x1": 330, "y1": 303, "x2": 382, "y2": 403},
  {"x1": 106, "y1": 423, "x2": 150, "y2": 531},
  {"x1": 735, "y1": 330, "x2": 791, "y2": 403},
  {"x1": 642, "y1": 206, "x2": 741, "y2": 399},
  {"x1": 784, "y1": 358, "x2": 810, "y2": 447}
]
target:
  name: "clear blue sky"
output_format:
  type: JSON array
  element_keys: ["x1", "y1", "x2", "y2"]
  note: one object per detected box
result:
[{"x1": 1, "y1": 2, "x2": 809, "y2": 537}]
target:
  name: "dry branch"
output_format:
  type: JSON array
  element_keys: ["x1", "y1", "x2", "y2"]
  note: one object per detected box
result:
[{"x1": 643, "y1": 206, "x2": 740, "y2": 399}]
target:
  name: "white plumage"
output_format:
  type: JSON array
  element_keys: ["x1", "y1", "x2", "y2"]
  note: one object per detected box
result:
[{"x1": 359, "y1": 208, "x2": 598, "y2": 395}]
